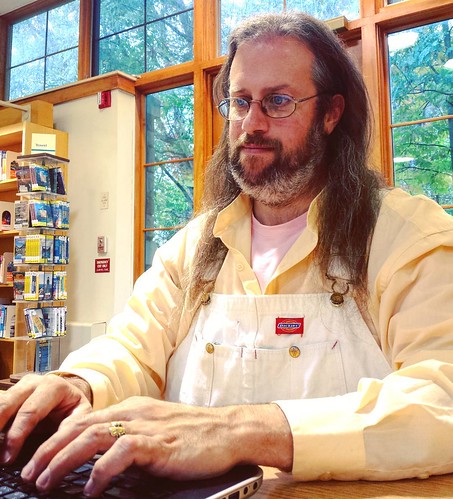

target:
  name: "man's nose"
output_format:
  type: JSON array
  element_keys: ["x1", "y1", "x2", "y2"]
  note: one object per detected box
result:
[{"x1": 241, "y1": 101, "x2": 270, "y2": 135}]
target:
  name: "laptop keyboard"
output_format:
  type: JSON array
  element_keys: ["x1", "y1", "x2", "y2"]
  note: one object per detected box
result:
[{"x1": 0, "y1": 458, "x2": 177, "y2": 498}]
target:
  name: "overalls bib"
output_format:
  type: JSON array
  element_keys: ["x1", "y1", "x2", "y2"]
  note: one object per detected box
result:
[{"x1": 165, "y1": 293, "x2": 392, "y2": 406}]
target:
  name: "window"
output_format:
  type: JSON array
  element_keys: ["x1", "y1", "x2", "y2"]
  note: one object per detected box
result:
[
  {"x1": 388, "y1": 19, "x2": 453, "y2": 212},
  {"x1": 93, "y1": 0, "x2": 194, "y2": 76},
  {"x1": 6, "y1": 0, "x2": 80, "y2": 100},
  {"x1": 144, "y1": 85, "x2": 194, "y2": 269},
  {"x1": 220, "y1": 0, "x2": 360, "y2": 54}
]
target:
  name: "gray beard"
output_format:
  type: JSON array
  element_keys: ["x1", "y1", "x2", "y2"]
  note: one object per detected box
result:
[{"x1": 229, "y1": 121, "x2": 327, "y2": 207}]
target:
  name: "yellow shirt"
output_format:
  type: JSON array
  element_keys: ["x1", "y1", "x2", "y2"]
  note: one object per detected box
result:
[{"x1": 60, "y1": 188, "x2": 453, "y2": 481}]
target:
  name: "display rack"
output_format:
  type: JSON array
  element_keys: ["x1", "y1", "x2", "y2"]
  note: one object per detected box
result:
[
  {"x1": 0, "y1": 100, "x2": 68, "y2": 381},
  {"x1": 9, "y1": 153, "x2": 70, "y2": 376}
]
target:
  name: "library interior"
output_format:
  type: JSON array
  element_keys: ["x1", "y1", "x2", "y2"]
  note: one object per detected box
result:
[{"x1": 0, "y1": 0, "x2": 452, "y2": 497}]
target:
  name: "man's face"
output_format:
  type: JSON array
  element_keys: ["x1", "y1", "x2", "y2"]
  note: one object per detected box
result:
[{"x1": 227, "y1": 36, "x2": 327, "y2": 206}]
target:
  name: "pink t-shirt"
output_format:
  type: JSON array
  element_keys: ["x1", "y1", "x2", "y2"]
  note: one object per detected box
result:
[{"x1": 251, "y1": 211, "x2": 308, "y2": 291}]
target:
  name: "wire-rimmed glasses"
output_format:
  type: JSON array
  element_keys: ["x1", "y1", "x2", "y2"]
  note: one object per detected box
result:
[{"x1": 217, "y1": 93, "x2": 324, "y2": 121}]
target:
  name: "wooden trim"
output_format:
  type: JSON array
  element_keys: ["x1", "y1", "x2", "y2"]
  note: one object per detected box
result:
[
  {"x1": 78, "y1": 0, "x2": 92, "y2": 80},
  {"x1": 1, "y1": 0, "x2": 64, "y2": 23},
  {"x1": 13, "y1": 71, "x2": 136, "y2": 106},
  {"x1": 0, "y1": 18, "x2": 7, "y2": 100},
  {"x1": 134, "y1": 90, "x2": 146, "y2": 281},
  {"x1": 135, "y1": 62, "x2": 195, "y2": 94},
  {"x1": 391, "y1": 115, "x2": 453, "y2": 128},
  {"x1": 145, "y1": 157, "x2": 194, "y2": 168}
]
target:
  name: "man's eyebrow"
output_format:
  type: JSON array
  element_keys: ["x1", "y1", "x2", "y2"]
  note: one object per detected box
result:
[{"x1": 229, "y1": 84, "x2": 292, "y2": 95}]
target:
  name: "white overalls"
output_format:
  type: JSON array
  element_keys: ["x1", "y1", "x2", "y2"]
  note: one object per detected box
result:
[{"x1": 165, "y1": 292, "x2": 392, "y2": 405}]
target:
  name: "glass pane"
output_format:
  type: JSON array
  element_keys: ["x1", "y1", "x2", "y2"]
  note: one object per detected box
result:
[
  {"x1": 99, "y1": 0, "x2": 144, "y2": 38},
  {"x1": 388, "y1": 20, "x2": 453, "y2": 123},
  {"x1": 8, "y1": 60, "x2": 45, "y2": 100},
  {"x1": 145, "y1": 86, "x2": 194, "y2": 164},
  {"x1": 220, "y1": 0, "x2": 282, "y2": 54},
  {"x1": 98, "y1": 28, "x2": 145, "y2": 74},
  {"x1": 146, "y1": 11, "x2": 193, "y2": 71},
  {"x1": 10, "y1": 12, "x2": 46, "y2": 67},
  {"x1": 45, "y1": 48, "x2": 79, "y2": 89},
  {"x1": 144, "y1": 230, "x2": 178, "y2": 270},
  {"x1": 387, "y1": 0, "x2": 406, "y2": 3},
  {"x1": 392, "y1": 120, "x2": 453, "y2": 205},
  {"x1": 145, "y1": 161, "x2": 193, "y2": 228},
  {"x1": 286, "y1": 0, "x2": 359, "y2": 22},
  {"x1": 47, "y1": 0, "x2": 80, "y2": 53},
  {"x1": 146, "y1": 0, "x2": 193, "y2": 22}
]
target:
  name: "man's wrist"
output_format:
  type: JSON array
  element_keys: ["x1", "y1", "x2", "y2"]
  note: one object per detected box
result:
[
  {"x1": 49, "y1": 372, "x2": 93, "y2": 405},
  {"x1": 224, "y1": 403, "x2": 293, "y2": 471}
]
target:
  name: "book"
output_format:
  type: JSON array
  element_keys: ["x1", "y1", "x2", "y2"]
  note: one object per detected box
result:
[
  {"x1": 24, "y1": 307, "x2": 46, "y2": 338},
  {"x1": 49, "y1": 167, "x2": 66, "y2": 195},
  {"x1": 35, "y1": 339, "x2": 52, "y2": 372},
  {"x1": 30, "y1": 164, "x2": 50, "y2": 192},
  {"x1": 14, "y1": 200, "x2": 29, "y2": 229},
  {"x1": 51, "y1": 200, "x2": 70, "y2": 229},
  {"x1": 13, "y1": 236, "x2": 26, "y2": 264},
  {"x1": 29, "y1": 200, "x2": 53, "y2": 228},
  {"x1": 16, "y1": 166, "x2": 32, "y2": 192},
  {"x1": 52, "y1": 271, "x2": 67, "y2": 300},
  {"x1": 0, "y1": 201, "x2": 15, "y2": 230},
  {"x1": 0, "y1": 304, "x2": 16, "y2": 338},
  {"x1": 0, "y1": 150, "x2": 19, "y2": 181},
  {"x1": 13, "y1": 270, "x2": 25, "y2": 301},
  {"x1": 0, "y1": 252, "x2": 13, "y2": 284}
]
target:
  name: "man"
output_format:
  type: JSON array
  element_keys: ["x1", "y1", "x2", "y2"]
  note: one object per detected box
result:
[{"x1": 1, "y1": 11, "x2": 453, "y2": 497}]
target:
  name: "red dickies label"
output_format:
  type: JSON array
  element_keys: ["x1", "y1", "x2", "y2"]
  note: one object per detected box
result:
[{"x1": 275, "y1": 318, "x2": 304, "y2": 335}]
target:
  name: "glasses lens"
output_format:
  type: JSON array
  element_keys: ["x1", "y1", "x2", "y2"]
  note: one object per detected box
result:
[
  {"x1": 263, "y1": 94, "x2": 295, "y2": 118},
  {"x1": 229, "y1": 98, "x2": 249, "y2": 120},
  {"x1": 218, "y1": 100, "x2": 230, "y2": 119}
]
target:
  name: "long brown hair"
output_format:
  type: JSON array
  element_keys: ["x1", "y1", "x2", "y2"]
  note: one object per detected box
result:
[{"x1": 184, "y1": 12, "x2": 384, "y2": 307}]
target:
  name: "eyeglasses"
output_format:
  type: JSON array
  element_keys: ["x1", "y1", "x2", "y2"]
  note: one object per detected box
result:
[{"x1": 217, "y1": 93, "x2": 324, "y2": 121}]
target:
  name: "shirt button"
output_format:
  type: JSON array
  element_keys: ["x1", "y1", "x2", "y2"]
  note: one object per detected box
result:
[
  {"x1": 289, "y1": 346, "x2": 300, "y2": 358},
  {"x1": 205, "y1": 343, "x2": 215, "y2": 354},
  {"x1": 236, "y1": 263, "x2": 244, "y2": 271}
]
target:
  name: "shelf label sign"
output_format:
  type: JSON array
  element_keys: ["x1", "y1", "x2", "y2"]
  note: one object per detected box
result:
[
  {"x1": 95, "y1": 258, "x2": 110, "y2": 273},
  {"x1": 31, "y1": 133, "x2": 56, "y2": 154}
]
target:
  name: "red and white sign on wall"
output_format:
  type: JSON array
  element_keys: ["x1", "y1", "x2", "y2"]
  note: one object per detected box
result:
[{"x1": 95, "y1": 258, "x2": 110, "y2": 273}]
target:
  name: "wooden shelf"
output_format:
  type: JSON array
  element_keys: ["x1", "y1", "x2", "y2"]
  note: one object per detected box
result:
[{"x1": 0, "y1": 123, "x2": 22, "y2": 150}]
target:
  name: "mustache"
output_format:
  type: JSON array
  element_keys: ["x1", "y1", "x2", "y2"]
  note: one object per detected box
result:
[{"x1": 234, "y1": 133, "x2": 282, "y2": 149}]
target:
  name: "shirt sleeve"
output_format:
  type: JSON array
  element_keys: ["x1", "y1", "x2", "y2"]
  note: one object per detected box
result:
[
  {"x1": 277, "y1": 230, "x2": 453, "y2": 481},
  {"x1": 58, "y1": 225, "x2": 195, "y2": 410}
]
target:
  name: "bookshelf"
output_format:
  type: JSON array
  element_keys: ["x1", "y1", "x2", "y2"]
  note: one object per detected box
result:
[{"x1": 0, "y1": 101, "x2": 68, "y2": 379}]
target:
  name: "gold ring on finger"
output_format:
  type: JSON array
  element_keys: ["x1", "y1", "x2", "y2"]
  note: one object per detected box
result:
[{"x1": 108, "y1": 421, "x2": 126, "y2": 439}]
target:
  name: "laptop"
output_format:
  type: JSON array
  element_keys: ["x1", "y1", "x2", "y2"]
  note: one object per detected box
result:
[{"x1": 0, "y1": 432, "x2": 263, "y2": 498}]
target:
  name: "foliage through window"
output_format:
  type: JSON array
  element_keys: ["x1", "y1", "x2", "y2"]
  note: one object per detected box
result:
[
  {"x1": 220, "y1": 0, "x2": 360, "y2": 54},
  {"x1": 388, "y1": 19, "x2": 453, "y2": 208},
  {"x1": 94, "y1": 0, "x2": 194, "y2": 75},
  {"x1": 7, "y1": 0, "x2": 80, "y2": 100},
  {"x1": 144, "y1": 86, "x2": 194, "y2": 269}
]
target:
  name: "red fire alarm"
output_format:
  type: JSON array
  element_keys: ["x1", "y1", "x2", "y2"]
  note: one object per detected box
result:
[{"x1": 98, "y1": 90, "x2": 111, "y2": 109}]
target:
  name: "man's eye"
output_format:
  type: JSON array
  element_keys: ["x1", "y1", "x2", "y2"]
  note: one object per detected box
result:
[
  {"x1": 268, "y1": 95, "x2": 291, "y2": 106},
  {"x1": 233, "y1": 98, "x2": 249, "y2": 108}
]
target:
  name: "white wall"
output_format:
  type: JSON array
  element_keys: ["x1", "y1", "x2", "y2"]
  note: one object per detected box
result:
[{"x1": 52, "y1": 90, "x2": 136, "y2": 354}]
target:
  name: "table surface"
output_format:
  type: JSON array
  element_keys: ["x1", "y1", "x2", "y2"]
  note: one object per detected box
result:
[{"x1": 258, "y1": 467, "x2": 453, "y2": 498}]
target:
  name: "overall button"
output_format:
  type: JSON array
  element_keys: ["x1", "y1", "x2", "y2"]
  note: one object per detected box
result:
[
  {"x1": 289, "y1": 346, "x2": 300, "y2": 358},
  {"x1": 205, "y1": 343, "x2": 215, "y2": 354}
]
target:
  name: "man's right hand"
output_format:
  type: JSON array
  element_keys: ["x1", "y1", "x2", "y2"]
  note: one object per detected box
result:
[{"x1": 0, "y1": 373, "x2": 92, "y2": 465}]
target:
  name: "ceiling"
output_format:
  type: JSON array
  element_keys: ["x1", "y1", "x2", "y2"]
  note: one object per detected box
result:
[{"x1": 0, "y1": 0, "x2": 37, "y2": 16}]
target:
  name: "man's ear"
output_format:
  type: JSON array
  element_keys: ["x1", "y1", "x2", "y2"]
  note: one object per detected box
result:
[{"x1": 323, "y1": 94, "x2": 345, "y2": 135}]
